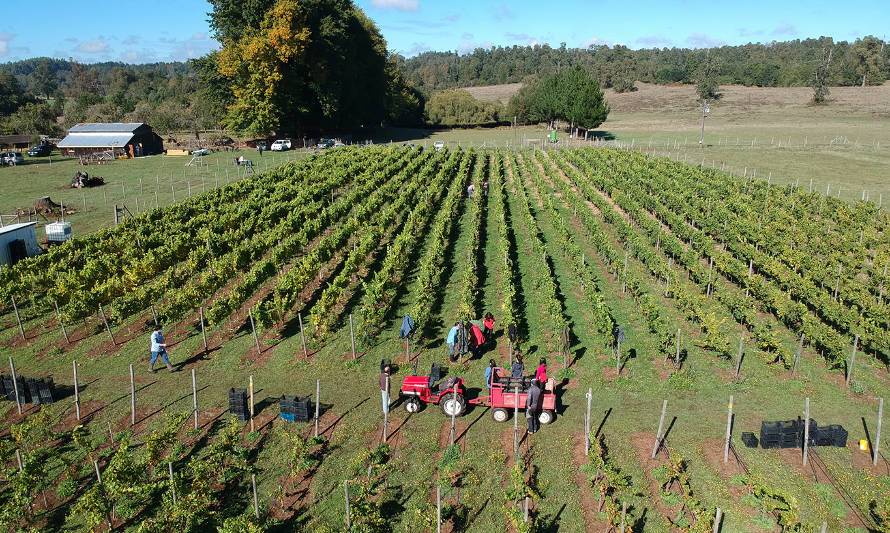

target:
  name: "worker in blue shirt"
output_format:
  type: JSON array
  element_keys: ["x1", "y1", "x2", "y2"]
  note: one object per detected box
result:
[
  {"x1": 446, "y1": 322, "x2": 459, "y2": 359},
  {"x1": 149, "y1": 325, "x2": 174, "y2": 373},
  {"x1": 484, "y1": 359, "x2": 496, "y2": 388}
]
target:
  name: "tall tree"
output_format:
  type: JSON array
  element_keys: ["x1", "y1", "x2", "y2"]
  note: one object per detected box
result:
[
  {"x1": 851, "y1": 36, "x2": 885, "y2": 87},
  {"x1": 695, "y1": 52, "x2": 721, "y2": 100},
  {"x1": 31, "y1": 59, "x2": 58, "y2": 100},
  {"x1": 812, "y1": 47, "x2": 833, "y2": 104},
  {"x1": 508, "y1": 66, "x2": 608, "y2": 130},
  {"x1": 214, "y1": 0, "x2": 390, "y2": 136},
  {"x1": 0, "y1": 72, "x2": 30, "y2": 116}
]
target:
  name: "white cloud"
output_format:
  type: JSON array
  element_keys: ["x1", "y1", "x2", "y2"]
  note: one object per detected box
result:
[
  {"x1": 505, "y1": 32, "x2": 542, "y2": 46},
  {"x1": 636, "y1": 35, "x2": 672, "y2": 48},
  {"x1": 771, "y1": 23, "x2": 797, "y2": 36},
  {"x1": 371, "y1": 0, "x2": 418, "y2": 11},
  {"x1": 76, "y1": 39, "x2": 109, "y2": 54},
  {"x1": 686, "y1": 33, "x2": 724, "y2": 48},
  {"x1": 0, "y1": 33, "x2": 12, "y2": 56}
]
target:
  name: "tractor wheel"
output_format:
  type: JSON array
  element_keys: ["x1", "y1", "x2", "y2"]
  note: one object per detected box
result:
[
  {"x1": 440, "y1": 393, "x2": 466, "y2": 417},
  {"x1": 492, "y1": 408, "x2": 510, "y2": 423},
  {"x1": 538, "y1": 410, "x2": 555, "y2": 425},
  {"x1": 404, "y1": 397, "x2": 421, "y2": 413}
]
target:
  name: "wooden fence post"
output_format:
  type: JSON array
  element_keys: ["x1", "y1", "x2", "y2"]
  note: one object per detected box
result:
[
  {"x1": 344, "y1": 481, "x2": 351, "y2": 530},
  {"x1": 129, "y1": 364, "x2": 136, "y2": 426},
  {"x1": 298, "y1": 312, "x2": 308, "y2": 357},
  {"x1": 792, "y1": 333, "x2": 804, "y2": 376},
  {"x1": 99, "y1": 304, "x2": 115, "y2": 345},
  {"x1": 845, "y1": 335, "x2": 859, "y2": 387},
  {"x1": 168, "y1": 462, "x2": 177, "y2": 504},
  {"x1": 251, "y1": 473, "x2": 260, "y2": 518},
  {"x1": 15, "y1": 449, "x2": 23, "y2": 472},
  {"x1": 349, "y1": 314, "x2": 356, "y2": 360},
  {"x1": 449, "y1": 382, "x2": 457, "y2": 446},
  {"x1": 11, "y1": 296, "x2": 25, "y2": 340},
  {"x1": 8, "y1": 356, "x2": 21, "y2": 415},
  {"x1": 248, "y1": 309, "x2": 260, "y2": 352},
  {"x1": 651, "y1": 400, "x2": 668, "y2": 458},
  {"x1": 314, "y1": 379, "x2": 320, "y2": 438},
  {"x1": 803, "y1": 398, "x2": 810, "y2": 466},
  {"x1": 199, "y1": 307, "x2": 208, "y2": 353},
  {"x1": 713, "y1": 507, "x2": 722, "y2": 533},
  {"x1": 735, "y1": 337, "x2": 744, "y2": 378},
  {"x1": 54, "y1": 300, "x2": 69, "y2": 343},
  {"x1": 436, "y1": 484, "x2": 442, "y2": 533},
  {"x1": 249, "y1": 375, "x2": 255, "y2": 433},
  {"x1": 73, "y1": 360, "x2": 81, "y2": 421},
  {"x1": 192, "y1": 368, "x2": 198, "y2": 430},
  {"x1": 723, "y1": 396, "x2": 734, "y2": 463},
  {"x1": 620, "y1": 501, "x2": 627, "y2": 532},
  {"x1": 874, "y1": 397, "x2": 884, "y2": 467},
  {"x1": 584, "y1": 388, "x2": 592, "y2": 455}
]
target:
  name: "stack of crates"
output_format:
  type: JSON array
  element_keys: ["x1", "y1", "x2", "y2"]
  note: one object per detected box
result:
[
  {"x1": 760, "y1": 420, "x2": 806, "y2": 449},
  {"x1": 229, "y1": 388, "x2": 249, "y2": 421},
  {"x1": 0, "y1": 375, "x2": 54, "y2": 404},
  {"x1": 1, "y1": 374, "x2": 25, "y2": 401},
  {"x1": 814, "y1": 425, "x2": 848, "y2": 447},
  {"x1": 25, "y1": 378, "x2": 56, "y2": 404},
  {"x1": 280, "y1": 395, "x2": 312, "y2": 422}
]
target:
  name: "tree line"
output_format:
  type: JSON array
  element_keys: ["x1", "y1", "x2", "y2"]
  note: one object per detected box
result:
[
  {"x1": 1, "y1": 8, "x2": 887, "y2": 139},
  {"x1": 402, "y1": 37, "x2": 889, "y2": 93}
]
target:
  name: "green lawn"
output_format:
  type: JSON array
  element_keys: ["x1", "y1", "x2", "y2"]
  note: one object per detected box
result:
[{"x1": 0, "y1": 148, "x2": 307, "y2": 238}]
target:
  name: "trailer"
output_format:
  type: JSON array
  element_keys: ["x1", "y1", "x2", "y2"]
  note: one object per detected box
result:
[{"x1": 398, "y1": 366, "x2": 556, "y2": 424}]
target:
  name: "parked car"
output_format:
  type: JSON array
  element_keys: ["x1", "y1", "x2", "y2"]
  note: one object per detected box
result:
[
  {"x1": 190, "y1": 148, "x2": 210, "y2": 156},
  {"x1": 270, "y1": 139, "x2": 292, "y2": 151},
  {"x1": 316, "y1": 138, "x2": 335, "y2": 149},
  {"x1": 332, "y1": 141, "x2": 346, "y2": 148},
  {"x1": 433, "y1": 141, "x2": 445, "y2": 152},
  {"x1": 28, "y1": 144, "x2": 51, "y2": 157},
  {"x1": 255, "y1": 141, "x2": 268, "y2": 152},
  {"x1": 1, "y1": 152, "x2": 24, "y2": 165}
]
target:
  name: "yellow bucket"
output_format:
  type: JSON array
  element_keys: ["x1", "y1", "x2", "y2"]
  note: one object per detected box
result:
[{"x1": 859, "y1": 439, "x2": 870, "y2": 451}]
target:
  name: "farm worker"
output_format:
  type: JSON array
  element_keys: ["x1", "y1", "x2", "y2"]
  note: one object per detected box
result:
[
  {"x1": 468, "y1": 322, "x2": 485, "y2": 359},
  {"x1": 446, "y1": 322, "x2": 459, "y2": 359},
  {"x1": 510, "y1": 355, "x2": 524, "y2": 379},
  {"x1": 484, "y1": 359, "x2": 496, "y2": 389},
  {"x1": 149, "y1": 325, "x2": 174, "y2": 373},
  {"x1": 526, "y1": 379, "x2": 542, "y2": 434},
  {"x1": 483, "y1": 180, "x2": 489, "y2": 196},
  {"x1": 399, "y1": 315, "x2": 415, "y2": 339},
  {"x1": 535, "y1": 358, "x2": 547, "y2": 383},
  {"x1": 467, "y1": 183, "x2": 475, "y2": 198},
  {"x1": 237, "y1": 155, "x2": 245, "y2": 165},
  {"x1": 482, "y1": 312, "x2": 495, "y2": 339},
  {"x1": 380, "y1": 365, "x2": 392, "y2": 415}
]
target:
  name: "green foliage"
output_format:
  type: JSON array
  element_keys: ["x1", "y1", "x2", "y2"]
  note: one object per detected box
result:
[
  {"x1": 215, "y1": 0, "x2": 391, "y2": 135},
  {"x1": 503, "y1": 463, "x2": 541, "y2": 533},
  {"x1": 509, "y1": 66, "x2": 609, "y2": 129},
  {"x1": 425, "y1": 89, "x2": 503, "y2": 126},
  {"x1": 695, "y1": 53, "x2": 721, "y2": 101}
]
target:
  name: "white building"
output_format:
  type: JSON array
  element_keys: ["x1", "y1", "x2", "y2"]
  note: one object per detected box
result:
[{"x1": 0, "y1": 222, "x2": 42, "y2": 266}]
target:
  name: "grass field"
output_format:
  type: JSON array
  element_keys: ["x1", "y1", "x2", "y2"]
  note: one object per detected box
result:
[
  {"x1": 382, "y1": 82, "x2": 890, "y2": 206},
  {"x1": 1, "y1": 145, "x2": 887, "y2": 532},
  {"x1": 0, "y1": 148, "x2": 307, "y2": 238}
]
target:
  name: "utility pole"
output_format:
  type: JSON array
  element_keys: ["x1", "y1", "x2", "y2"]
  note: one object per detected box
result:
[{"x1": 699, "y1": 100, "x2": 710, "y2": 147}]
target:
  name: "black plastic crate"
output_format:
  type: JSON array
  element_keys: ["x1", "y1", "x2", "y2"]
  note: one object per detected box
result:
[
  {"x1": 741, "y1": 432, "x2": 758, "y2": 448},
  {"x1": 229, "y1": 388, "x2": 249, "y2": 421}
]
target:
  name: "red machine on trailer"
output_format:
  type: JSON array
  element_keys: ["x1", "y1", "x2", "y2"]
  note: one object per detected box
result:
[{"x1": 398, "y1": 366, "x2": 556, "y2": 424}]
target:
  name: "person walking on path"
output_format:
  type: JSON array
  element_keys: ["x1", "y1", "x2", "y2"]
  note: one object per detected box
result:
[
  {"x1": 149, "y1": 325, "x2": 174, "y2": 373},
  {"x1": 526, "y1": 379, "x2": 542, "y2": 434},
  {"x1": 446, "y1": 322, "x2": 459, "y2": 360},
  {"x1": 510, "y1": 354, "x2": 524, "y2": 379},
  {"x1": 467, "y1": 183, "x2": 475, "y2": 198},
  {"x1": 380, "y1": 364, "x2": 392, "y2": 415}
]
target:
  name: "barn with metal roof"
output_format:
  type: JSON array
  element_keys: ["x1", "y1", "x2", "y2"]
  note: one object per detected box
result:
[{"x1": 57, "y1": 123, "x2": 163, "y2": 157}]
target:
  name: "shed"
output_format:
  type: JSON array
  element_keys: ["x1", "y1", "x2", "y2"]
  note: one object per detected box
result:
[
  {"x1": 57, "y1": 123, "x2": 163, "y2": 157},
  {"x1": 0, "y1": 222, "x2": 42, "y2": 266},
  {"x1": 0, "y1": 135, "x2": 32, "y2": 151}
]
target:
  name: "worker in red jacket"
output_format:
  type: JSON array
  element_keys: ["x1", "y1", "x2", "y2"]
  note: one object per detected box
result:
[
  {"x1": 535, "y1": 358, "x2": 547, "y2": 383},
  {"x1": 468, "y1": 322, "x2": 485, "y2": 359},
  {"x1": 482, "y1": 312, "x2": 495, "y2": 339}
]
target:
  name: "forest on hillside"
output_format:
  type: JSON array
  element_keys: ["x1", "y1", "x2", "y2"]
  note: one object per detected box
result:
[{"x1": 1, "y1": 26, "x2": 887, "y2": 137}]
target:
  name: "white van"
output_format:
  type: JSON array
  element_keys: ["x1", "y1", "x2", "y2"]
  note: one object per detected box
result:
[{"x1": 270, "y1": 139, "x2": 292, "y2": 151}]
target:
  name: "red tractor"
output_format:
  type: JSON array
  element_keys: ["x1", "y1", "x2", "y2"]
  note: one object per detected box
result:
[
  {"x1": 400, "y1": 372, "x2": 467, "y2": 417},
  {"x1": 398, "y1": 365, "x2": 556, "y2": 424}
]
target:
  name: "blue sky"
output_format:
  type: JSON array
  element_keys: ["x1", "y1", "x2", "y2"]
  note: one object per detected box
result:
[{"x1": 1, "y1": 0, "x2": 887, "y2": 63}]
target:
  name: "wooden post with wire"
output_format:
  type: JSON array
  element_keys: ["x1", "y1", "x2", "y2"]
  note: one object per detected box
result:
[
  {"x1": 249, "y1": 375, "x2": 255, "y2": 433},
  {"x1": 192, "y1": 368, "x2": 198, "y2": 430},
  {"x1": 73, "y1": 360, "x2": 81, "y2": 421},
  {"x1": 723, "y1": 396, "x2": 734, "y2": 463},
  {"x1": 11, "y1": 296, "x2": 25, "y2": 340},
  {"x1": 129, "y1": 364, "x2": 136, "y2": 426},
  {"x1": 651, "y1": 400, "x2": 668, "y2": 458}
]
